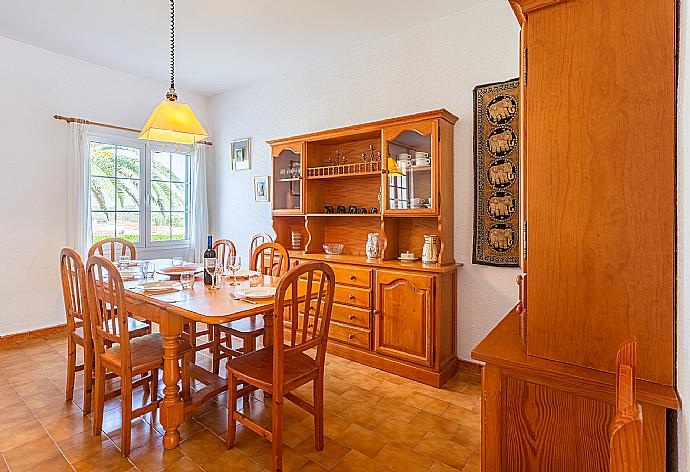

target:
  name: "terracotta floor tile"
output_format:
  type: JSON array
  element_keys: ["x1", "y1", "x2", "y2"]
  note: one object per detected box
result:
[
  {"x1": 298, "y1": 460, "x2": 331, "y2": 472},
  {"x1": 414, "y1": 433, "x2": 472, "y2": 470},
  {"x1": 0, "y1": 418, "x2": 47, "y2": 453},
  {"x1": 177, "y1": 429, "x2": 226, "y2": 467},
  {"x1": 294, "y1": 434, "x2": 351, "y2": 468},
  {"x1": 227, "y1": 423, "x2": 270, "y2": 454},
  {"x1": 323, "y1": 389, "x2": 353, "y2": 414},
  {"x1": 252, "y1": 442, "x2": 310, "y2": 472},
  {"x1": 441, "y1": 405, "x2": 481, "y2": 431},
  {"x1": 128, "y1": 440, "x2": 185, "y2": 471},
  {"x1": 163, "y1": 457, "x2": 203, "y2": 471},
  {"x1": 3, "y1": 435, "x2": 63, "y2": 472},
  {"x1": 71, "y1": 444, "x2": 134, "y2": 472},
  {"x1": 43, "y1": 412, "x2": 92, "y2": 442},
  {"x1": 463, "y1": 383, "x2": 481, "y2": 397},
  {"x1": 195, "y1": 405, "x2": 229, "y2": 436},
  {"x1": 429, "y1": 461, "x2": 460, "y2": 472},
  {"x1": 451, "y1": 424, "x2": 481, "y2": 451},
  {"x1": 372, "y1": 380, "x2": 416, "y2": 401},
  {"x1": 340, "y1": 386, "x2": 383, "y2": 407},
  {"x1": 461, "y1": 452, "x2": 480, "y2": 472},
  {"x1": 323, "y1": 375, "x2": 352, "y2": 395},
  {"x1": 425, "y1": 389, "x2": 478, "y2": 409},
  {"x1": 339, "y1": 402, "x2": 386, "y2": 430},
  {"x1": 57, "y1": 430, "x2": 116, "y2": 464},
  {"x1": 410, "y1": 411, "x2": 460, "y2": 439},
  {"x1": 105, "y1": 417, "x2": 162, "y2": 453},
  {"x1": 374, "y1": 441, "x2": 435, "y2": 471},
  {"x1": 301, "y1": 411, "x2": 351, "y2": 439},
  {"x1": 24, "y1": 455, "x2": 73, "y2": 472},
  {"x1": 203, "y1": 448, "x2": 263, "y2": 472},
  {"x1": 332, "y1": 450, "x2": 394, "y2": 472},
  {"x1": 404, "y1": 392, "x2": 451, "y2": 415},
  {"x1": 374, "y1": 419, "x2": 427, "y2": 449},
  {"x1": 32, "y1": 401, "x2": 83, "y2": 424},
  {"x1": 0, "y1": 405, "x2": 36, "y2": 433},
  {"x1": 0, "y1": 456, "x2": 8, "y2": 472},
  {"x1": 376, "y1": 397, "x2": 421, "y2": 423},
  {"x1": 331, "y1": 423, "x2": 389, "y2": 458}
]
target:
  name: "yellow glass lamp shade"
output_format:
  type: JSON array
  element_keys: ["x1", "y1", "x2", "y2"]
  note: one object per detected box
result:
[
  {"x1": 139, "y1": 99, "x2": 208, "y2": 145},
  {"x1": 387, "y1": 157, "x2": 404, "y2": 177}
]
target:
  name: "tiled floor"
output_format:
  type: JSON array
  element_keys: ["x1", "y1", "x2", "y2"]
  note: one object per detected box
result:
[{"x1": 0, "y1": 332, "x2": 481, "y2": 471}]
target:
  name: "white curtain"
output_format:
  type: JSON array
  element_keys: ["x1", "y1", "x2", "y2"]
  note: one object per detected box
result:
[
  {"x1": 189, "y1": 143, "x2": 209, "y2": 262},
  {"x1": 66, "y1": 122, "x2": 92, "y2": 256}
]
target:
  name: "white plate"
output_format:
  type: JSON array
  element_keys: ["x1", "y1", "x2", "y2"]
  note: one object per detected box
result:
[
  {"x1": 139, "y1": 281, "x2": 182, "y2": 292},
  {"x1": 241, "y1": 286, "x2": 276, "y2": 299},
  {"x1": 398, "y1": 257, "x2": 420, "y2": 261},
  {"x1": 230, "y1": 269, "x2": 262, "y2": 278},
  {"x1": 119, "y1": 271, "x2": 137, "y2": 281}
]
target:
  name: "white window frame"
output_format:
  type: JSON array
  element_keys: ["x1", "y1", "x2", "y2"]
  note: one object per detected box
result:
[{"x1": 87, "y1": 130, "x2": 191, "y2": 251}]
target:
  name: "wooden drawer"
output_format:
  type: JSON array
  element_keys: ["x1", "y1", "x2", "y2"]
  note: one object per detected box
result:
[
  {"x1": 331, "y1": 264, "x2": 371, "y2": 288},
  {"x1": 334, "y1": 285, "x2": 371, "y2": 309},
  {"x1": 328, "y1": 321, "x2": 371, "y2": 349},
  {"x1": 330, "y1": 303, "x2": 371, "y2": 329}
]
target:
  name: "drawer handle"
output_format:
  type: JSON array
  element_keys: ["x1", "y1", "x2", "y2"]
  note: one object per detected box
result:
[
  {"x1": 348, "y1": 334, "x2": 355, "y2": 339},
  {"x1": 348, "y1": 314, "x2": 356, "y2": 320},
  {"x1": 348, "y1": 294, "x2": 355, "y2": 300},
  {"x1": 349, "y1": 275, "x2": 356, "y2": 281},
  {"x1": 308, "y1": 323, "x2": 314, "y2": 328},
  {"x1": 374, "y1": 310, "x2": 380, "y2": 316}
]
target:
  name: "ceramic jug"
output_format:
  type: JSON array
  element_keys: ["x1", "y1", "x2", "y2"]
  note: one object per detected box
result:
[{"x1": 422, "y1": 234, "x2": 439, "y2": 263}]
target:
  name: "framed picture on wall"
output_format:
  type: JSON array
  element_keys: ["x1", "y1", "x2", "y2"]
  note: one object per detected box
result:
[
  {"x1": 254, "y1": 176, "x2": 270, "y2": 202},
  {"x1": 230, "y1": 138, "x2": 250, "y2": 170}
]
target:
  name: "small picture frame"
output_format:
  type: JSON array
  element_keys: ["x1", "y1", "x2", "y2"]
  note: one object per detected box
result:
[
  {"x1": 254, "y1": 176, "x2": 270, "y2": 202},
  {"x1": 230, "y1": 138, "x2": 250, "y2": 171}
]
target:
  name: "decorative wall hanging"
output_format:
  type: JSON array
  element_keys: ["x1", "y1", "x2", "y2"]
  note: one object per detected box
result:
[
  {"x1": 254, "y1": 176, "x2": 270, "y2": 202},
  {"x1": 231, "y1": 138, "x2": 251, "y2": 170},
  {"x1": 472, "y1": 78, "x2": 520, "y2": 267}
]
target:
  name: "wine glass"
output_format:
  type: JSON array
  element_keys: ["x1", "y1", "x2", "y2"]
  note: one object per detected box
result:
[
  {"x1": 213, "y1": 260, "x2": 224, "y2": 289},
  {"x1": 205, "y1": 258, "x2": 219, "y2": 290},
  {"x1": 227, "y1": 255, "x2": 241, "y2": 286},
  {"x1": 141, "y1": 261, "x2": 155, "y2": 279}
]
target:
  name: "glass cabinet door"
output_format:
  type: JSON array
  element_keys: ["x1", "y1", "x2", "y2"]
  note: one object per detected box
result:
[
  {"x1": 273, "y1": 143, "x2": 303, "y2": 213},
  {"x1": 384, "y1": 121, "x2": 436, "y2": 214}
]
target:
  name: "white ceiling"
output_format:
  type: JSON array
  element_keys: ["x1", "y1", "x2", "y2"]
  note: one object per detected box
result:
[{"x1": 0, "y1": 0, "x2": 488, "y2": 96}]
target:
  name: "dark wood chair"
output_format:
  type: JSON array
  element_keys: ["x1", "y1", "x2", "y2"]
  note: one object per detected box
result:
[
  {"x1": 226, "y1": 261, "x2": 336, "y2": 472},
  {"x1": 212, "y1": 242, "x2": 290, "y2": 375},
  {"x1": 88, "y1": 237, "x2": 137, "y2": 261},
  {"x1": 85, "y1": 255, "x2": 193, "y2": 457},
  {"x1": 59, "y1": 248, "x2": 149, "y2": 414},
  {"x1": 249, "y1": 232, "x2": 273, "y2": 261},
  {"x1": 609, "y1": 338, "x2": 643, "y2": 472}
]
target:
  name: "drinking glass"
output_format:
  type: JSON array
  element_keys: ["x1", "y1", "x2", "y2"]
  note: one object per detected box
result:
[
  {"x1": 117, "y1": 255, "x2": 131, "y2": 270},
  {"x1": 141, "y1": 261, "x2": 155, "y2": 279},
  {"x1": 172, "y1": 256, "x2": 183, "y2": 267},
  {"x1": 227, "y1": 256, "x2": 242, "y2": 286},
  {"x1": 205, "y1": 258, "x2": 219, "y2": 290},
  {"x1": 213, "y1": 260, "x2": 224, "y2": 289},
  {"x1": 180, "y1": 272, "x2": 195, "y2": 289}
]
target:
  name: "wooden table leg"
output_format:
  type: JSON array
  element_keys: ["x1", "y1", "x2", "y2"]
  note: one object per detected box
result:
[
  {"x1": 159, "y1": 309, "x2": 184, "y2": 449},
  {"x1": 262, "y1": 311, "x2": 274, "y2": 347}
]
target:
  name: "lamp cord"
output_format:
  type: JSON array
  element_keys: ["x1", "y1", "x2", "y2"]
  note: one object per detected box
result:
[{"x1": 169, "y1": 0, "x2": 175, "y2": 90}]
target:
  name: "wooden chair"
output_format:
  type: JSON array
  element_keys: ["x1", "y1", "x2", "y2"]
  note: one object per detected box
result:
[
  {"x1": 85, "y1": 255, "x2": 193, "y2": 457},
  {"x1": 212, "y1": 242, "x2": 290, "y2": 375},
  {"x1": 59, "y1": 248, "x2": 149, "y2": 414},
  {"x1": 249, "y1": 232, "x2": 273, "y2": 260},
  {"x1": 213, "y1": 238, "x2": 237, "y2": 268},
  {"x1": 88, "y1": 237, "x2": 137, "y2": 261},
  {"x1": 609, "y1": 338, "x2": 643, "y2": 472},
  {"x1": 226, "y1": 261, "x2": 336, "y2": 472}
]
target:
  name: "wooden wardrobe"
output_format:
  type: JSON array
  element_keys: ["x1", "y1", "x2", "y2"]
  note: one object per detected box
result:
[{"x1": 473, "y1": 0, "x2": 678, "y2": 470}]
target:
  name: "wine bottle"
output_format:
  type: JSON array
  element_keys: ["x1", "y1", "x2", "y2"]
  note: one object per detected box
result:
[{"x1": 203, "y1": 235, "x2": 216, "y2": 285}]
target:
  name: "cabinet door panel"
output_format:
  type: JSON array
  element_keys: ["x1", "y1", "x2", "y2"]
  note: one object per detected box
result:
[{"x1": 375, "y1": 270, "x2": 433, "y2": 366}]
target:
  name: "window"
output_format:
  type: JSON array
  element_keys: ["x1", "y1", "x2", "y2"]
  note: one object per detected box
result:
[{"x1": 88, "y1": 135, "x2": 190, "y2": 247}]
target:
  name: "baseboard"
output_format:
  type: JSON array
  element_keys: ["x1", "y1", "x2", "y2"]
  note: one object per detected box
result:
[
  {"x1": 0, "y1": 324, "x2": 66, "y2": 346},
  {"x1": 458, "y1": 359, "x2": 483, "y2": 375}
]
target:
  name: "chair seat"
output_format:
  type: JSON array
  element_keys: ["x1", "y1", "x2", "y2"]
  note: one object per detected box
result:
[
  {"x1": 75, "y1": 317, "x2": 149, "y2": 340},
  {"x1": 100, "y1": 333, "x2": 192, "y2": 374},
  {"x1": 226, "y1": 345, "x2": 317, "y2": 390},
  {"x1": 219, "y1": 316, "x2": 265, "y2": 337}
]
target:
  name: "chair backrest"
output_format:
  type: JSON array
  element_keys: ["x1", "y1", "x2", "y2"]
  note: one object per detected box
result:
[
  {"x1": 88, "y1": 237, "x2": 137, "y2": 262},
  {"x1": 85, "y1": 255, "x2": 132, "y2": 370},
  {"x1": 249, "y1": 233, "x2": 273, "y2": 260},
  {"x1": 213, "y1": 239, "x2": 237, "y2": 268},
  {"x1": 272, "y1": 262, "x2": 335, "y2": 387},
  {"x1": 610, "y1": 338, "x2": 643, "y2": 472},
  {"x1": 59, "y1": 248, "x2": 90, "y2": 338},
  {"x1": 250, "y1": 242, "x2": 290, "y2": 277}
]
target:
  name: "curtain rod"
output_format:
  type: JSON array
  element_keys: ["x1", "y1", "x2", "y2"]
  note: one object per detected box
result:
[{"x1": 52, "y1": 114, "x2": 213, "y2": 146}]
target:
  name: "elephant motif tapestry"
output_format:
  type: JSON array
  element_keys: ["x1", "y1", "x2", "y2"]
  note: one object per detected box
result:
[{"x1": 472, "y1": 78, "x2": 520, "y2": 267}]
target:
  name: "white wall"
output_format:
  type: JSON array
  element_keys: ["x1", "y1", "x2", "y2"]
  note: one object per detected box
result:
[
  {"x1": 208, "y1": 0, "x2": 521, "y2": 361},
  {"x1": 0, "y1": 36, "x2": 208, "y2": 336},
  {"x1": 677, "y1": 0, "x2": 689, "y2": 468}
]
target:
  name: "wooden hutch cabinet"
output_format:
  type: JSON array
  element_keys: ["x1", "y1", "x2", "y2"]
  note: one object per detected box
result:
[
  {"x1": 473, "y1": 0, "x2": 678, "y2": 470},
  {"x1": 269, "y1": 110, "x2": 461, "y2": 387}
]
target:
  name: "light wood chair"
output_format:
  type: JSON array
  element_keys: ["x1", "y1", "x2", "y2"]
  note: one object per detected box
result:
[
  {"x1": 212, "y1": 242, "x2": 290, "y2": 375},
  {"x1": 213, "y1": 238, "x2": 237, "y2": 268},
  {"x1": 59, "y1": 248, "x2": 150, "y2": 414},
  {"x1": 88, "y1": 237, "x2": 137, "y2": 261},
  {"x1": 609, "y1": 338, "x2": 643, "y2": 472},
  {"x1": 226, "y1": 261, "x2": 336, "y2": 472},
  {"x1": 249, "y1": 233, "x2": 273, "y2": 260},
  {"x1": 85, "y1": 255, "x2": 193, "y2": 457}
]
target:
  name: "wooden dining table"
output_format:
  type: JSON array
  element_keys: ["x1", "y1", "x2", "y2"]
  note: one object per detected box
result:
[{"x1": 122, "y1": 259, "x2": 279, "y2": 450}]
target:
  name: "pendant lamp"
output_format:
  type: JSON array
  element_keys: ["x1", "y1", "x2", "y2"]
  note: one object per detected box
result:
[{"x1": 140, "y1": 0, "x2": 208, "y2": 152}]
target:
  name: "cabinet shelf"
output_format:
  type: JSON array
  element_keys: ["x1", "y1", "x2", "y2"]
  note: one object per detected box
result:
[
  {"x1": 306, "y1": 170, "x2": 381, "y2": 180},
  {"x1": 306, "y1": 213, "x2": 381, "y2": 218}
]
